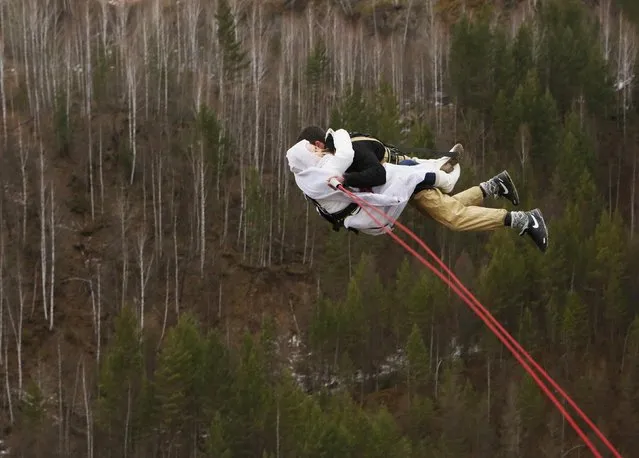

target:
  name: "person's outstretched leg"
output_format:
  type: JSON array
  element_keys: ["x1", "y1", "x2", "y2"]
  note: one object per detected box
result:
[
  {"x1": 410, "y1": 188, "x2": 507, "y2": 231},
  {"x1": 410, "y1": 188, "x2": 549, "y2": 252},
  {"x1": 451, "y1": 186, "x2": 484, "y2": 206}
]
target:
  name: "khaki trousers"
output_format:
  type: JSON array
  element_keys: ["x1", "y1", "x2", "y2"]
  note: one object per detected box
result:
[{"x1": 410, "y1": 186, "x2": 507, "y2": 231}]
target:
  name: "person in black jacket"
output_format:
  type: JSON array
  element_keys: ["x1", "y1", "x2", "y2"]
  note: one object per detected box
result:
[
  {"x1": 295, "y1": 126, "x2": 549, "y2": 252},
  {"x1": 297, "y1": 126, "x2": 447, "y2": 192}
]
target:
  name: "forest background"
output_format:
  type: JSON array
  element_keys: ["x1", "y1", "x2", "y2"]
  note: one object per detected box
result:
[{"x1": 1, "y1": 0, "x2": 639, "y2": 456}]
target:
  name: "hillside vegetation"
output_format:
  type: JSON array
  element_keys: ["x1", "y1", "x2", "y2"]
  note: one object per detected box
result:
[{"x1": 1, "y1": 0, "x2": 639, "y2": 456}]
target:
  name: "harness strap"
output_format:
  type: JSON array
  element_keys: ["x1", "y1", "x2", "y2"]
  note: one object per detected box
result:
[{"x1": 304, "y1": 194, "x2": 359, "y2": 233}]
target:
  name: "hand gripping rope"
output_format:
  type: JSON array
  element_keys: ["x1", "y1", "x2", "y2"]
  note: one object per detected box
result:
[{"x1": 334, "y1": 184, "x2": 622, "y2": 458}]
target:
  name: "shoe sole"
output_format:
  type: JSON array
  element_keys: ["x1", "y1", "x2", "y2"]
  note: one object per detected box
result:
[
  {"x1": 500, "y1": 170, "x2": 520, "y2": 206},
  {"x1": 449, "y1": 144, "x2": 463, "y2": 161},
  {"x1": 440, "y1": 161, "x2": 456, "y2": 172},
  {"x1": 440, "y1": 144, "x2": 463, "y2": 172}
]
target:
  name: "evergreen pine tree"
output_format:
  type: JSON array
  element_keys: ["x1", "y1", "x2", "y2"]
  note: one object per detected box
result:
[
  {"x1": 198, "y1": 329, "x2": 233, "y2": 420},
  {"x1": 511, "y1": 24, "x2": 534, "y2": 89},
  {"x1": 372, "y1": 82, "x2": 402, "y2": 144},
  {"x1": 226, "y1": 333, "x2": 274, "y2": 456},
  {"x1": 590, "y1": 211, "x2": 628, "y2": 342},
  {"x1": 536, "y1": 0, "x2": 612, "y2": 116},
  {"x1": 306, "y1": 39, "x2": 330, "y2": 88},
  {"x1": 216, "y1": 0, "x2": 249, "y2": 81},
  {"x1": 561, "y1": 290, "x2": 590, "y2": 353},
  {"x1": 96, "y1": 306, "x2": 144, "y2": 447},
  {"x1": 205, "y1": 411, "x2": 232, "y2": 458},
  {"x1": 449, "y1": 13, "x2": 495, "y2": 113},
  {"x1": 406, "y1": 323, "x2": 429, "y2": 401},
  {"x1": 363, "y1": 407, "x2": 413, "y2": 458},
  {"x1": 153, "y1": 312, "x2": 204, "y2": 438},
  {"x1": 435, "y1": 361, "x2": 478, "y2": 456},
  {"x1": 516, "y1": 374, "x2": 547, "y2": 449},
  {"x1": 329, "y1": 83, "x2": 371, "y2": 132}
]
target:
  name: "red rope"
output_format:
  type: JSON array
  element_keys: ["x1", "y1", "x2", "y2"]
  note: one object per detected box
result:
[{"x1": 337, "y1": 184, "x2": 622, "y2": 458}]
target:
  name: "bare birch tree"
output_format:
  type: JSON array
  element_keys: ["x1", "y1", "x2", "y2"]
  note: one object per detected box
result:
[
  {"x1": 0, "y1": 193, "x2": 4, "y2": 375},
  {"x1": 136, "y1": 229, "x2": 153, "y2": 331},
  {"x1": 422, "y1": 0, "x2": 440, "y2": 133},
  {"x1": 518, "y1": 124, "x2": 531, "y2": 184},
  {"x1": 160, "y1": 7, "x2": 170, "y2": 123},
  {"x1": 99, "y1": 0, "x2": 110, "y2": 56},
  {"x1": 3, "y1": 332, "x2": 13, "y2": 424},
  {"x1": 0, "y1": 32, "x2": 7, "y2": 146},
  {"x1": 126, "y1": 49, "x2": 139, "y2": 185},
  {"x1": 617, "y1": 14, "x2": 636, "y2": 138},
  {"x1": 49, "y1": 184, "x2": 55, "y2": 330},
  {"x1": 63, "y1": 31, "x2": 72, "y2": 153},
  {"x1": 199, "y1": 142, "x2": 206, "y2": 276},
  {"x1": 19, "y1": 0, "x2": 33, "y2": 121},
  {"x1": 142, "y1": 12, "x2": 150, "y2": 120},
  {"x1": 249, "y1": 1, "x2": 267, "y2": 172},
  {"x1": 57, "y1": 339, "x2": 63, "y2": 453},
  {"x1": 7, "y1": 250, "x2": 25, "y2": 398},
  {"x1": 81, "y1": 360, "x2": 94, "y2": 458},
  {"x1": 158, "y1": 261, "x2": 170, "y2": 349},
  {"x1": 96, "y1": 264, "x2": 102, "y2": 366},
  {"x1": 84, "y1": 2, "x2": 93, "y2": 119},
  {"x1": 39, "y1": 0, "x2": 58, "y2": 111},
  {"x1": 600, "y1": 0, "x2": 612, "y2": 62},
  {"x1": 118, "y1": 187, "x2": 130, "y2": 310},
  {"x1": 151, "y1": 152, "x2": 163, "y2": 257},
  {"x1": 88, "y1": 128, "x2": 96, "y2": 221},
  {"x1": 17, "y1": 126, "x2": 28, "y2": 245},
  {"x1": 185, "y1": 0, "x2": 201, "y2": 73},
  {"x1": 631, "y1": 148, "x2": 637, "y2": 238},
  {"x1": 0, "y1": 233, "x2": 2, "y2": 382},
  {"x1": 188, "y1": 141, "x2": 203, "y2": 269},
  {"x1": 171, "y1": 170, "x2": 180, "y2": 315},
  {"x1": 39, "y1": 142, "x2": 48, "y2": 321},
  {"x1": 99, "y1": 126, "x2": 105, "y2": 214}
]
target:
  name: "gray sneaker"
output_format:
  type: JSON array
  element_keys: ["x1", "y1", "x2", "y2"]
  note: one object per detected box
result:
[
  {"x1": 480, "y1": 170, "x2": 520, "y2": 206},
  {"x1": 510, "y1": 209, "x2": 548, "y2": 252}
]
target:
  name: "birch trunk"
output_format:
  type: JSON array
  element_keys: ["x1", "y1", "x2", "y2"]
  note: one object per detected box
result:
[
  {"x1": 40, "y1": 143, "x2": 48, "y2": 320},
  {"x1": 57, "y1": 339, "x2": 63, "y2": 453},
  {"x1": 137, "y1": 230, "x2": 153, "y2": 331},
  {"x1": 96, "y1": 264, "x2": 102, "y2": 365},
  {"x1": 631, "y1": 148, "x2": 637, "y2": 238},
  {"x1": 119, "y1": 190, "x2": 129, "y2": 310},
  {"x1": 49, "y1": 185, "x2": 55, "y2": 330},
  {"x1": 3, "y1": 331, "x2": 13, "y2": 424},
  {"x1": 199, "y1": 143, "x2": 206, "y2": 277},
  {"x1": 82, "y1": 361, "x2": 94, "y2": 458},
  {"x1": 0, "y1": 29, "x2": 7, "y2": 146},
  {"x1": 17, "y1": 128, "x2": 28, "y2": 246}
]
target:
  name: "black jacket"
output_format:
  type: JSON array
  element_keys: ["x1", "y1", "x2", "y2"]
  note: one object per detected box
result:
[
  {"x1": 342, "y1": 138, "x2": 386, "y2": 188},
  {"x1": 341, "y1": 136, "x2": 437, "y2": 194}
]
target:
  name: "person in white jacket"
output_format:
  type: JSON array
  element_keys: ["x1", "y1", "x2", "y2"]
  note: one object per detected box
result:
[{"x1": 287, "y1": 128, "x2": 549, "y2": 252}]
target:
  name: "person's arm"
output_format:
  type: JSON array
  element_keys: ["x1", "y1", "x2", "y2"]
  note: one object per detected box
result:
[
  {"x1": 342, "y1": 144, "x2": 386, "y2": 188},
  {"x1": 322, "y1": 128, "x2": 354, "y2": 174}
]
